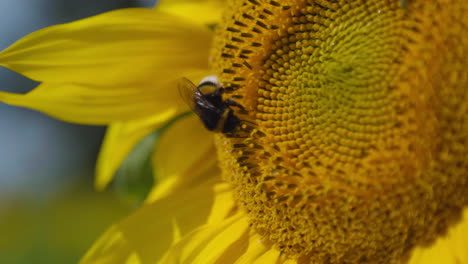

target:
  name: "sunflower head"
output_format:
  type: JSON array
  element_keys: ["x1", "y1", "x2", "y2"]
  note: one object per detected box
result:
[{"x1": 210, "y1": 0, "x2": 468, "y2": 263}]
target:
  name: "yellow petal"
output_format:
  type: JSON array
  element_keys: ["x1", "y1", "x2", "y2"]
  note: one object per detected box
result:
[
  {"x1": 234, "y1": 232, "x2": 272, "y2": 264},
  {"x1": 206, "y1": 183, "x2": 235, "y2": 225},
  {"x1": 408, "y1": 207, "x2": 468, "y2": 264},
  {"x1": 95, "y1": 113, "x2": 178, "y2": 190},
  {"x1": 146, "y1": 114, "x2": 217, "y2": 202},
  {"x1": 159, "y1": 212, "x2": 249, "y2": 264},
  {"x1": 232, "y1": 230, "x2": 294, "y2": 264},
  {"x1": 157, "y1": 0, "x2": 225, "y2": 25},
  {"x1": 252, "y1": 248, "x2": 280, "y2": 264},
  {"x1": 0, "y1": 8, "x2": 212, "y2": 85},
  {"x1": 281, "y1": 259, "x2": 299, "y2": 264},
  {"x1": 0, "y1": 8, "x2": 212, "y2": 124},
  {"x1": 80, "y1": 176, "x2": 226, "y2": 264},
  {"x1": 0, "y1": 81, "x2": 182, "y2": 125}
]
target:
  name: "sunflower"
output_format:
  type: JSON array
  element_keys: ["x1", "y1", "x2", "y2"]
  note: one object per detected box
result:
[{"x1": 0, "y1": 0, "x2": 467, "y2": 263}]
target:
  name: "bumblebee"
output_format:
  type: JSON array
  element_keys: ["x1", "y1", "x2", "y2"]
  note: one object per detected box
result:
[{"x1": 179, "y1": 75, "x2": 244, "y2": 133}]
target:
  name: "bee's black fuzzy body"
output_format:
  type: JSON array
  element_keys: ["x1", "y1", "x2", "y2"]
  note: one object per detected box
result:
[{"x1": 179, "y1": 75, "x2": 243, "y2": 133}]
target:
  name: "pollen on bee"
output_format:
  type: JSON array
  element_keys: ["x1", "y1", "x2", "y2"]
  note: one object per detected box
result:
[{"x1": 198, "y1": 85, "x2": 217, "y2": 95}]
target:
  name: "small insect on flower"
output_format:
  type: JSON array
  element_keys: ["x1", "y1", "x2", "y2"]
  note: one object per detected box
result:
[{"x1": 179, "y1": 75, "x2": 245, "y2": 133}]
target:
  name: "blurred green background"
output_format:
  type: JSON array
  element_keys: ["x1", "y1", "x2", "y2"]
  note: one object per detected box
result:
[{"x1": 0, "y1": 0, "x2": 157, "y2": 263}]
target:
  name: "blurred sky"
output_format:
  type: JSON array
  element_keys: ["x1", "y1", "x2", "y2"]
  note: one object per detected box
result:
[{"x1": 0, "y1": 0, "x2": 157, "y2": 263}]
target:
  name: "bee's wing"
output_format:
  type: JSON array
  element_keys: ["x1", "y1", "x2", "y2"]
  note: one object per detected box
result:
[
  {"x1": 178, "y1": 77, "x2": 220, "y2": 113},
  {"x1": 178, "y1": 77, "x2": 199, "y2": 111}
]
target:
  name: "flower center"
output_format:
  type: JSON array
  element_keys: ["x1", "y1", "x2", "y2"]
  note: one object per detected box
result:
[{"x1": 211, "y1": 1, "x2": 468, "y2": 263}]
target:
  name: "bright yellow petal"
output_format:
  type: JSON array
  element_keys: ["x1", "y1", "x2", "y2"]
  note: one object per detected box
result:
[
  {"x1": 281, "y1": 259, "x2": 298, "y2": 264},
  {"x1": 159, "y1": 212, "x2": 249, "y2": 264},
  {"x1": 234, "y1": 232, "x2": 272, "y2": 264},
  {"x1": 157, "y1": 0, "x2": 225, "y2": 25},
  {"x1": 80, "y1": 177, "x2": 227, "y2": 264},
  {"x1": 0, "y1": 8, "x2": 212, "y2": 124},
  {"x1": 95, "y1": 113, "x2": 177, "y2": 190},
  {"x1": 146, "y1": 114, "x2": 216, "y2": 202},
  {"x1": 232, "y1": 230, "x2": 296, "y2": 264},
  {"x1": 408, "y1": 207, "x2": 468, "y2": 264},
  {"x1": 252, "y1": 248, "x2": 280, "y2": 264},
  {"x1": 191, "y1": 217, "x2": 248, "y2": 264},
  {"x1": 206, "y1": 183, "x2": 235, "y2": 225},
  {"x1": 0, "y1": 81, "x2": 182, "y2": 124},
  {"x1": 0, "y1": 8, "x2": 212, "y2": 84}
]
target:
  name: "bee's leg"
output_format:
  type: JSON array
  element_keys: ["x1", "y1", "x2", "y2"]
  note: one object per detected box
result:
[
  {"x1": 225, "y1": 99, "x2": 246, "y2": 111},
  {"x1": 215, "y1": 87, "x2": 225, "y2": 96}
]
